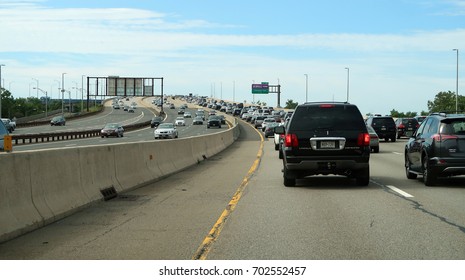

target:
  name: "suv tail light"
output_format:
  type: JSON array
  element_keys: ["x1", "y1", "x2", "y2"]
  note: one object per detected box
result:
[
  {"x1": 357, "y1": 133, "x2": 370, "y2": 146},
  {"x1": 285, "y1": 133, "x2": 299, "y2": 147},
  {"x1": 432, "y1": 134, "x2": 458, "y2": 142},
  {"x1": 398, "y1": 123, "x2": 405, "y2": 129}
]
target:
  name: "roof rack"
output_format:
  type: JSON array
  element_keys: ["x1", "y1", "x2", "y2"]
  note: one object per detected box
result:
[{"x1": 429, "y1": 111, "x2": 465, "y2": 117}]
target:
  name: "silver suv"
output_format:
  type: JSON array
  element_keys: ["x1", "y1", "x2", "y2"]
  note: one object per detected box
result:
[{"x1": 275, "y1": 102, "x2": 371, "y2": 187}]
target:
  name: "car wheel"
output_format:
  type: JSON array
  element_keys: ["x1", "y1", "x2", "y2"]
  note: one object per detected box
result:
[
  {"x1": 373, "y1": 147, "x2": 379, "y2": 153},
  {"x1": 278, "y1": 149, "x2": 283, "y2": 159},
  {"x1": 405, "y1": 153, "x2": 417, "y2": 179},
  {"x1": 274, "y1": 143, "x2": 279, "y2": 150},
  {"x1": 283, "y1": 167, "x2": 296, "y2": 187},
  {"x1": 101, "y1": 136, "x2": 104, "y2": 138},
  {"x1": 422, "y1": 154, "x2": 436, "y2": 186},
  {"x1": 219, "y1": 125, "x2": 221, "y2": 128},
  {"x1": 391, "y1": 136, "x2": 396, "y2": 142},
  {"x1": 355, "y1": 167, "x2": 370, "y2": 186}
]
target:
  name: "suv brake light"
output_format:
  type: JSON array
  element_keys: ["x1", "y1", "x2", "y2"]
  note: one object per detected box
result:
[
  {"x1": 432, "y1": 134, "x2": 458, "y2": 142},
  {"x1": 398, "y1": 124, "x2": 405, "y2": 129},
  {"x1": 357, "y1": 133, "x2": 370, "y2": 146},
  {"x1": 319, "y1": 104, "x2": 335, "y2": 108},
  {"x1": 285, "y1": 133, "x2": 299, "y2": 147}
]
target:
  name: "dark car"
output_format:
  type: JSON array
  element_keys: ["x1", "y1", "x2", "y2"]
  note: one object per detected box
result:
[
  {"x1": 50, "y1": 115, "x2": 66, "y2": 126},
  {"x1": 207, "y1": 116, "x2": 221, "y2": 128},
  {"x1": 276, "y1": 102, "x2": 370, "y2": 187},
  {"x1": 264, "y1": 122, "x2": 279, "y2": 138},
  {"x1": 405, "y1": 113, "x2": 465, "y2": 186},
  {"x1": 365, "y1": 116, "x2": 396, "y2": 142},
  {"x1": 150, "y1": 116, "x2": 163, "y2": 128},
  {"x1": 193, "y1": 116, "x2": 204, "y2": 125},
  {"x1": 395, "y1": 117, "x2": 419, "y2": 139},
  {"x1": 100, "y1": 123, "x2": 124, "y2": 138}
]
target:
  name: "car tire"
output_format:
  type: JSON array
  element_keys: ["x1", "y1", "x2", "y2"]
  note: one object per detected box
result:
[
  {"x1": 274, "y1": 143, "x2": 279, "y2": 150},
  {"x1": 101, "y1": 136, "x2": 104, "y2": 138},
  {"x1": 405, "y1": 153, "x2": 417, "y2": 179},
  {"x1": 373, "y1": 147, "x2": 379, "y2": 153},
  {"x1": 219, "y1": 125, "x2": 221, "y2": 128},
  {"x1": 422, "y1": 154, "x2": 436, "y2": 186},
  {"x1": 283, "y1": 167, "x2": 296, "y2": 187},
  {"x1": 355, "y1": 167, "x2": 370, "y2": 186}
]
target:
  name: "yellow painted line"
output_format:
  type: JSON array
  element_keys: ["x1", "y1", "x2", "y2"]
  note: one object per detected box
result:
[{"x1": 192, "y1": 122, "x2": 264, "y2": 260}]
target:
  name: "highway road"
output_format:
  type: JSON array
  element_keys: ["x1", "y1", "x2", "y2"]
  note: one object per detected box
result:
[
  {"x1": 1, "y1": 119, "x2": 465, "y2": 260},
  {"x1": 10, "y1": 97, "x2": 230, "y2": 152}
]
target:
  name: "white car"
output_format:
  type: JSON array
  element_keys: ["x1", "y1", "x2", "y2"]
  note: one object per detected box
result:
[
  {"x1": 261, "y1": 117, "x2": 277, "y2": 131},
  {"x1": 154, "y1": 123, "x2": 178, "y2": 139},
  {"x1": 175, "y1": 117, "x2": 186, "y2": 126},
  {"x1": 183, "y1": 112, "x2": 192, "y2": 118}
]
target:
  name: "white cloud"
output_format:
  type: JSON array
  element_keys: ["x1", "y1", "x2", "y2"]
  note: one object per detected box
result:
[{"x1": 1, "y1": 2, "x2": 463, "y2": 115}]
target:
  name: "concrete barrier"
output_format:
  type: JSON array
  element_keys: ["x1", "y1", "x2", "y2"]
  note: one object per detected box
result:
[{"x1": 0, "y1": 122, "x2": 240, "y2": 243}]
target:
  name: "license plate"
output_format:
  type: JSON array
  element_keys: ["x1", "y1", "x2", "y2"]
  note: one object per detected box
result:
[{"x1": 320, "y1": 141, "x2": 336, "y2": 149}]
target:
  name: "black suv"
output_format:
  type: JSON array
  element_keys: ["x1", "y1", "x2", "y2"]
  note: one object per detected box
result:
[
  {"x1": 275, "y1": 102, "x2": 370, "y2": 187},
  {"x1": 207, "y1": 116, "x2": 222, "y2": 128},
  {"x1": 365, "y1": 116, "x2": 396, "y2": 142},
  {"x1": 405, "y1": 113, "x2": 465, "y2": 186}
]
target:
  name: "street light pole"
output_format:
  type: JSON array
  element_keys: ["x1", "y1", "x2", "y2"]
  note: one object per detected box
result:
[
  {"x1": 0, "y1": 64, "x2": 4, "y2": 118},
  {"x1": 453, "y1": 49, "x2": 459, "y2": 113},
  {"x1": 33, "y1": 87, "x2": 48, "y2": 116},
  {"x1": 81, "y1": 75, "x2": 85, "y2": 112},
  {"x1": 32, "y1": 78, "x2": 39, "y2": 98},
  {"x1": 304, "y1": 74, "x2": 308, "y2": 102},
  {"x1": 345, "y1": 67, "x2": 350, "y2": 102},
  {"x1": 61, "y1": 73, "x2": 66, "y2": 115}
]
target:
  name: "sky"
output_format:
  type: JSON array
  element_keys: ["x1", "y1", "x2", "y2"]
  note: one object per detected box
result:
[{"x1": 1, "y1": 0, "x2": 464, "y2": 115}]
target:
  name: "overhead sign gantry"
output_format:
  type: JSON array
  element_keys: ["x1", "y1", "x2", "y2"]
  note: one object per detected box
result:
[{"x1": 86, "y1": 76, "x2": 164, "y2": 112}]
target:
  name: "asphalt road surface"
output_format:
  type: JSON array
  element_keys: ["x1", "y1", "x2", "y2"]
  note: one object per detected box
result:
[{"x1": 1, "y1": 120, "x2": 465, "y2": 260}]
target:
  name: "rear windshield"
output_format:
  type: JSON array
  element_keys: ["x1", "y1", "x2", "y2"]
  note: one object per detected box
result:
[
  {"x1": 290, "y1": 105, "x2": 366, "y2": 131},
  {"x1": 371, "y1": 117, "x2": 394, "y2": 126},
  {"x1": 440, "y1": 119, "x2": 465, "y2": 135},
  {"x1": 402, "y1": 118, "x2": 418, "y2": 125}
]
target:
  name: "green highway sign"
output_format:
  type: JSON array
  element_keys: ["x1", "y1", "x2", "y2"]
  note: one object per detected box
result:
[{"x1": 251, "y1": 82, "x2": 269, "y2": 94}]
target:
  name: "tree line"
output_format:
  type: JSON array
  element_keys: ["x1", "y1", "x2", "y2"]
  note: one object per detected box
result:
[{"x1": 284, "y1": 91, "x2": 463, "y2": 117}]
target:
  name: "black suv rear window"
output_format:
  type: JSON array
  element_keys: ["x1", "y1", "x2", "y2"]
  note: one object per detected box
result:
[
  {"x1": 370, "y1": 117, "x2": 394, "y2": 126},
  {"x1": 441, "y1": 119, "x2": 465, "y2": 135},
  {"x1": 289, "y1": 105, "x2": 365, "y2": 131}
]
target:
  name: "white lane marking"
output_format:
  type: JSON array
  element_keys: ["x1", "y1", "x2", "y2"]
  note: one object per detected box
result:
[
  {"x1": 386, "y1": 185, "x2": 414, "y2": 198},
  {"x1": 393, "y1": 152, "x2": 403, "y2": 155}
]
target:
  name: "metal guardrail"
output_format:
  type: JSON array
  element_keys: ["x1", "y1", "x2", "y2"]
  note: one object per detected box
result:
[{"x1": 11, "y1": 120, "x2": 151, "y2": 145}]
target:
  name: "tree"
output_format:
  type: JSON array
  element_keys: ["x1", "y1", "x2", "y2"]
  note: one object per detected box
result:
[
  {"x1": 427, "y1": 91, "x2": 465, "y2": 113},
  {"x1": 285, "y1": 99, "x2": 298, "y2": 109},
  {"x1": 390, "y1": 109, "x2": 417, "y2": 118}
]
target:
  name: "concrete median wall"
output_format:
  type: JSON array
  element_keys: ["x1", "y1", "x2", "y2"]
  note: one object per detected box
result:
[{"x1": 0, "y1": 120, "x2": 239, "y2": 243}]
